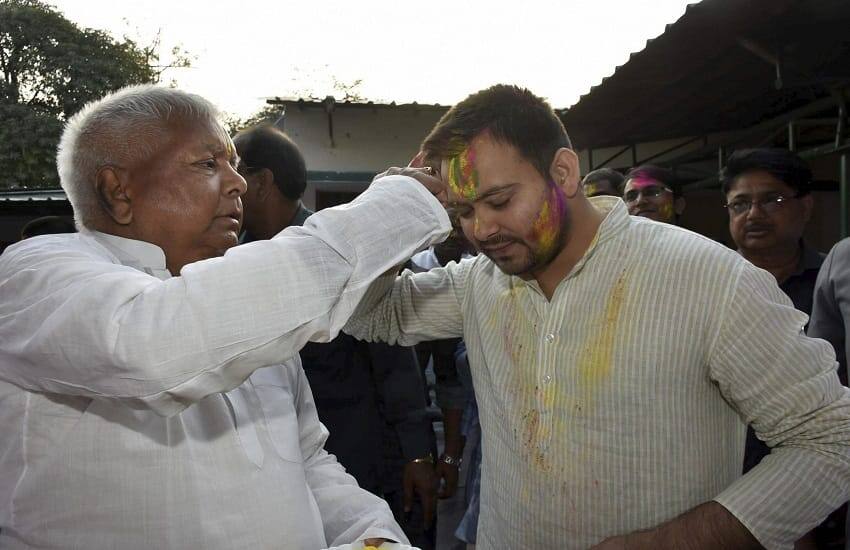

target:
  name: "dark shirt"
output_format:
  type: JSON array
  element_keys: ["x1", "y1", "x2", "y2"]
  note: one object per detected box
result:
[
  {"x1": 282, "y1": 205, "x2": 433, "y2": 494},
  {"x1": 300, "y1": 336, "x2": 433, "y2": 494},
  {"x1": 810, "y1": 238, "x2": 850, "y2": 387},
  {"x1": 779, "y1": 242, "x2": 827, "y2": 320},
  {"x1": 743, "y1": 242, "x2": 825, "y2": 474}
]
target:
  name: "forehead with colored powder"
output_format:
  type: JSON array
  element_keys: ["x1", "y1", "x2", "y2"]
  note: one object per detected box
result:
[
  {"x1": 626, "y1": 176, "x2": 664, "y2": 190},
  {"x1": 446, "y1": 139, "x2": 480, "y2": 202}
]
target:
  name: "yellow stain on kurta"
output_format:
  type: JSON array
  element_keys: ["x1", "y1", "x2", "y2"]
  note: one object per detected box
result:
[{"x1": 577, "y1": 271, "x2": 628, "y2": 391}]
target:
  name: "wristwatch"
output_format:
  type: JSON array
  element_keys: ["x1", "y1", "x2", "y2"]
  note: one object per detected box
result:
[{"x1": 439, "y1": 454, "x2": 461, "y2": 467}]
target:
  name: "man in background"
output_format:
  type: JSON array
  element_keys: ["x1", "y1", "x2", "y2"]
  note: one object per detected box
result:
[
  {"x1": 581, "y1": 168, "x2": 623, "y2": 198},
  {"x1": 233, "y1": 124, "x2": 439, "y2": 549},
  {"x1": 622, "y1": 164, "x2": 685, "y2": 224}
]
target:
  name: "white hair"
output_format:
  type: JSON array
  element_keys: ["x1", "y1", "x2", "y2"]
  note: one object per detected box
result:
[{"x1": 56, "y1": 84, "x2": 222, "y2": 229}]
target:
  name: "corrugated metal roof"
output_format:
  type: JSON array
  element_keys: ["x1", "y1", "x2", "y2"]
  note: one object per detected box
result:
[
  {"x1": 267, "y1": 96, "x2": 448, "y2": 111},
  {"x1": 560, "y1": 0, "x2": 850, "y2": 149},
  {"x1": 0, "y1": 189, "x2": 67, "y2": 202}
]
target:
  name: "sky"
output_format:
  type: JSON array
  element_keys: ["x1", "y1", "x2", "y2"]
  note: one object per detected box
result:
[{"x1": 52, "y1": 0, "x2": 695, "y2": 119}]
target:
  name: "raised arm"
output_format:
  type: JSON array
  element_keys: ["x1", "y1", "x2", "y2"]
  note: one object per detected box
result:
[
  {"x1": 344, "y1": 257, "x2": 474, "y2": 347},
  {"x1": 0, "y1": 176, "x2": 450, "y2": 416}
]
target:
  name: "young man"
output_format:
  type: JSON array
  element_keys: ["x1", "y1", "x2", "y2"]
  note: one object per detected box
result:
[
  {"x1": 345, "y1": 85, "x2": 850, "y2": 549},
  {"x1": 622, "y1": 164, "x2": 685, "y2": 224}
]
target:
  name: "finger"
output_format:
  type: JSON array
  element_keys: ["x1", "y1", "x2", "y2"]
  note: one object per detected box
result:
[{"x1": 408, "y1": 151, "x2": 426, "y2": 168}]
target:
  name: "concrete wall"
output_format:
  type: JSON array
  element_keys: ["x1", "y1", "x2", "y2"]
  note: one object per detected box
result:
[{"x1": 281, "y1": 103, "x2": 448, "y2": 210}]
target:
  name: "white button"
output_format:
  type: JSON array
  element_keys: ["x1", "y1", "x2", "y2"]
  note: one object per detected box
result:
[
  {"x1": 544, "y1": 333, "x2": 555, "y2": 343},
  {"x1": 543, "y1": 374, "x2": 552, "y2": 384}
]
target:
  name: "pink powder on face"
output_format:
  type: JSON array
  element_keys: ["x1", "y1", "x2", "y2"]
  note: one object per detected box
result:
[{"x1": 627, "y1": 176, "x2": 662, "y2": 190}]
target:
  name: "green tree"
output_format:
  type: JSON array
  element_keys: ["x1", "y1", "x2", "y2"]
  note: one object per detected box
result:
[{"x1": 0, "y1": 0, "x2": 158, "y2": 189}]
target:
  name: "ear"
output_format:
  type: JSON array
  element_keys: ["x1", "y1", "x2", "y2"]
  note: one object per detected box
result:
[
  {"x1": 549, "y1": 147, "x2": 581, "y2": 198},
  {"x1": 94, "y1": 166, "x2": 133, "y2": 225},
  {"x1": 253, "y1": 168, "x2": 277, "y2": 200},
  {"x1": 674, "y1": 196, "x2": 687, "y2": 216},
  {"x1": 800, "y1": 194, "x2": 814, "y2": 223}
]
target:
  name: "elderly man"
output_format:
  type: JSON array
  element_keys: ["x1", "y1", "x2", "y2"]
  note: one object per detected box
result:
[
  {"x1": 0, "y1": 86, "x2": 449, "y2": 549},
  {"x1": 345, "y1": 84, "x2": 850, "y2": 550}
]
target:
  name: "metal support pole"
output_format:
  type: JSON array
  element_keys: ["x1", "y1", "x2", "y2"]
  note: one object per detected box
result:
[
  {"x1": 718, "y1": 146, "x2": 726, "y2": 172},
  {"x1": 588, "y1": 148, "x2": 594, "y2": 171},
  {"x1": 842, "y1": 153, "x2": 849, "y2": 239},
  {"x1": 631, "y1": 144, "x2": 637, "y2": 167}
]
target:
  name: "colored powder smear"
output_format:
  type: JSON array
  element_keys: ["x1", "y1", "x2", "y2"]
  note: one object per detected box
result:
[
  {"x1": 627, "y1": 176, "x2": 660, "y2": 189},
  {"x1": 577, "y1": 271, "x2": 628, "y2": 389},
  {"x1": 659, "y1": 200, "x2": 675, "y2": 221},
  {"x1": 583, "y1": 182, "x2": 599, "y2": 196},
  {"x1": 446, "y1": 140, "x2": 479, "y2": 202},
  {"x1": 530, "y1": 181, "x2": 567, "y2": 262}
]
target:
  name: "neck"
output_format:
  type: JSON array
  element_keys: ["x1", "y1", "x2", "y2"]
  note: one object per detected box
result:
[
  {"x1": 532, "y1": 197, "x2": 606, "y2": 300},
  {"x1": 250, "y1": 198, "x2": 302, "y2": 240},
  {"x1": 739, "y1": 242, "x2": 801, "y2": 284}
]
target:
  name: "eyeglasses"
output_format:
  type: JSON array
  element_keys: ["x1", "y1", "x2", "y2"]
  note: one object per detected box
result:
[
  {"x1": 724, "y1": 194, "x2": 799, "y2": 216},
  {"x1": 623, "y1": 185, "x2": 672, "y2": 203}
]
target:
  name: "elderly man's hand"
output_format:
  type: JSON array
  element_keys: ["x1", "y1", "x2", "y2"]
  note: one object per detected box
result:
[
  {"x1": 362, "y1": 537, "x2": 390, "y2": 547},
  {"x1": 373, "y1": 166, "x2": 447, "y2": 205}
]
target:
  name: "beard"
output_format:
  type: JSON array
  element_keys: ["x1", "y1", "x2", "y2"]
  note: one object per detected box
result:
[{"x1": 478, "y1": 209, "x2": 570, "y2": 277}]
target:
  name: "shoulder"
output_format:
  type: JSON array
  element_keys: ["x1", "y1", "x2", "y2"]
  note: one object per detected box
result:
[
  {"x1": 627, "y1": 217, "x2": 743, "y2": 268},
  {"x1": 0, "y1": 233, "x2": 107, "y2": 272},
  {"x1": 827, "y1": 237, "x2": 850, "y2": 261}
]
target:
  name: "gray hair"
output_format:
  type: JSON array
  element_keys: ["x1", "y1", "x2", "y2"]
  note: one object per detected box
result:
[{"x1": 56, "y1": 84, "x2": 222, "y2": 229}]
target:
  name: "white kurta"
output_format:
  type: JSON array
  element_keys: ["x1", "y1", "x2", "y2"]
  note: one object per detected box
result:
[
  {"x1": 0, "y1": 176, "x2": 450, "y2": 549},
  {"x1": 346, "y1": 196, "x2": 850, "y2": 550}
]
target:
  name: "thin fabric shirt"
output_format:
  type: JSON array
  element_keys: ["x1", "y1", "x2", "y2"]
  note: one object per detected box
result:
[
  {"x1": 0, "y1": 176, "x2": 450, "y2": 549},
  {"x1": 346, "y1": 196, "x2": 850, "y2": 550}
]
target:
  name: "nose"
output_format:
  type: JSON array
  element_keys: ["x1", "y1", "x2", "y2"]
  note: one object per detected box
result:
[
  {"x1": 223, "y1": 163, "x2": 248, "y2": 198},
  {"x1": 471, "y1": 210, "x2": 498, "y2": 243},
  {"x1": 745, "y1": 201, "x2": 767, "y2": 220}
]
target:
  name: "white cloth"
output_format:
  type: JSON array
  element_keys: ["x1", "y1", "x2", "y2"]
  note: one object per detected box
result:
[
  {"x1": 409, "y1": 247, "x2": 473, "y2": 272},
  {"x1": 0, "y1": 176, "x2": 450, "y2": 549},
  {"x1": 346, "y1": 196, "x2": 850, "y2": 550}
]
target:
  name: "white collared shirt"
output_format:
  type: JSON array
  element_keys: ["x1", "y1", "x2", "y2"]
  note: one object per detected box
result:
[
  {"x1": 0, "y1": 176, "x2": 449, "y2": 549},
  {"x1": 346, "y1": 196, "x2": 850, "y2": 550}
]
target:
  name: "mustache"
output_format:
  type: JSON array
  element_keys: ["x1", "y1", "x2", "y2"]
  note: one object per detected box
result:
[
  {"x1": 744, "y1": 223, "x2": 772, "y2": 232},
  {"x1": 477, "y1": 235, "x2": 521, "y2": 248}
]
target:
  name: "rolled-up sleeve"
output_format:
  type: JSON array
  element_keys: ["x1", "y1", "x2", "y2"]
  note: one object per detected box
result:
[
  {"x1": 708, "y1": 261, "x2": 850, "y2": 549},
  {"x1": 0, "y1": 176, "x2": 450, "y2": 416}
]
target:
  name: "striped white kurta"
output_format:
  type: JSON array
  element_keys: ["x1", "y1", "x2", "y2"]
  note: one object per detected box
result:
[{"x1": 346, "y1": 196, "x2": 850, "y2": 550}]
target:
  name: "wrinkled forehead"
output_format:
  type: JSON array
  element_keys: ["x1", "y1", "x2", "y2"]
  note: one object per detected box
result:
[{"x1": 165, "y1": 116, "x2": 235, "y2": 158}]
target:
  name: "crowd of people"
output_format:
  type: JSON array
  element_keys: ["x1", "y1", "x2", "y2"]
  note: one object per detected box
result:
[{"x1": 0, "y1": 83, "x2": 848, "y2": 550}]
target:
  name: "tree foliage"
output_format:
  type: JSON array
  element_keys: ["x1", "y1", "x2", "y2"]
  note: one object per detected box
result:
[{"x1": 0, "y1": 0, "x2": 160, "y2": 189}]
